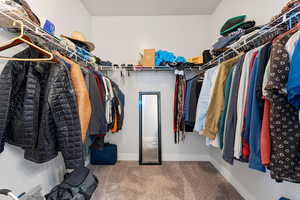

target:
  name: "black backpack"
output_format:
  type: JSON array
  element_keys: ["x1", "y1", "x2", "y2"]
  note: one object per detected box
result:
[{"x1": 45, "y1": 167, "x2": 98, "y2": 200}]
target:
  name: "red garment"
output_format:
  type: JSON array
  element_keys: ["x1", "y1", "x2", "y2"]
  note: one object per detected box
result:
[
  {"x1": 242, "y1": 51, "x2": 258, "y2": 160},
  {"x1": 94, "y1": 74, "x2": 106, "y2": 137},
  {"x1": 261, "y1": 98, "x2": 271, "y2": 166},
  {"x1": 94, "y1": 74, "x2": 105, "y2": 104}
]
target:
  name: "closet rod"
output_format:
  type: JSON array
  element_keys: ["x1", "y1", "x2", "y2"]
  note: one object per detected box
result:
[
  {"x1": 0, "y1": 0, "x2": 95, "y2": 67},
  {"x1": 96, "y1": 66, "x2": 203, "y2": 72},
  {"x1": 200, "y1": 4, "x2": 300, "y2": 71}
]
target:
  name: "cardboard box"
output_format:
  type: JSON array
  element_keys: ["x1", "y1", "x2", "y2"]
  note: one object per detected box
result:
[
  {"x1": 188, "y1": 56, "x2": 203, "y2": 64},
  {"x1": 143, "y1": 49, "x2": 155, "y2": 67}
]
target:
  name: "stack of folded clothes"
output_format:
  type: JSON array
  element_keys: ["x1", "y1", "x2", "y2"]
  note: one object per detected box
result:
[{"x1": 155, "y1": 50, "x2": 186, "y2": 66}]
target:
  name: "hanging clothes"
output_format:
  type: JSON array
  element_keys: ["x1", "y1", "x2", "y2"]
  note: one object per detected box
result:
[
  {"x1": 206, "y1": 65, "x2": 222, "y2": 148},
  {"x1": 174, "y1": 74, "x2": 186, "y2": 143},
  {"x1": 222, "y1": 55, "x2": 245, "y2": 165},
  {"x1": 258, "y1": 46, "x2": 272, "y2": 167},
  {"x1": 87, "y1": 71, "x2": 108, "y2": 137},
  {"x1": 260, "y1": 53, "x2": 272, "y2": 166},
  {"x1": 92, "y1": 71, "x2": 108, "y2": 134},
  {"x1": 184, "y1": 75, "x2": 203, "y2": 131},
  {"x1": 85, "y1": 71, "x2": 125, "y2": 150},
  {"x1": 194, "y1": 67, "x2": 218, "y2": 134},
  {"x1": 203, "y1": 55, "x2": 243, "y2": 140},
  {"x1": 242, "y1": 51, "x2": 258, "y2": 160},
  {"x1": 248, "y1": 44, "x2": 271, "y2": 168},
  {"x1": 218, "y1": 66, "x2": 235, "y2": 149},
  {"x1": 234, "y1": 49, "x2": 257, "y2": 159},
  {"x1": 111, "y1": 80, "x2": 125, "y2": 132},
  {"x1": 265, "y1": 27, "x2": 300, "y2": 183},
  {"x1": 219, "y1": 65, "x2": 237, "y2": 150},
  {"x1": 288, "y1": 35, "x2": 300, "y2": 109},
  {"x1": 54, "y1": 52, "x2": 92, "y2": 143},
  {"x1": 246, "y1": 50, "x2": 265, "y2": 172},
  {"x1": 102, "y1": 76, "x2": 114, "y2": 127},
  {"x1": 91, "y1": 71, "x2": 124, "y2": 134},
  {"x1": 0, "y1": 48, "x2": 84, "y2": 169},
  {"x1": 260, "y1": 96, "x2": 271, "y2": 166}
]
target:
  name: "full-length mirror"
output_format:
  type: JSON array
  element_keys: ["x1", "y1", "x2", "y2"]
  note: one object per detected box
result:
[{"x1": 139, "y1": 92, "x2": 162, "y2": 165}]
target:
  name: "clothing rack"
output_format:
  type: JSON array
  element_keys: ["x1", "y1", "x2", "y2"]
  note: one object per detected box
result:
[
  {"x1": 0, "y1": 1, "x2": 203, "y2": 73},
  {"x1": 200, "y1": 4, "x2": 300, "y2": 71},
  {"x1": 96, "y1": 65, "x2": 203, "y2": 72},
  {"x1": 0, "y1": 0, "x2": 96, "y2": 67},
  {"x1": 0, "y1": 1, "x2": 209, "y2": 73},
  {"x1": 2, "y1": 0, "x2": 299, "y2": 74}
]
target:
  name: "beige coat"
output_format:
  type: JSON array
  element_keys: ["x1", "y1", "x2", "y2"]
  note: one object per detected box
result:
[{"x1": 203, "y1": 54, "x2": 243, "y2": 140}]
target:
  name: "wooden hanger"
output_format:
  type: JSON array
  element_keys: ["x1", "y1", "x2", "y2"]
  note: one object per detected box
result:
[{"x1": 0, "y1": 20, "x2": 55, "y2": 62}]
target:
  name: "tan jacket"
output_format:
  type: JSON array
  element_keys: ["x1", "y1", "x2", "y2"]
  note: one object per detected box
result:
[
  {"x1": 203, "y1": 54, "x2": 243, "y2": 140},
  {"x1": 54, "y1": 52, "x2": 92, "y2": 143}
]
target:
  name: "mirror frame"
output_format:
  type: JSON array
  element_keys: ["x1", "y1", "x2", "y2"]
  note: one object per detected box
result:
[{"x1": 139, "y1": 92, "x2": 162, "y2": 165}]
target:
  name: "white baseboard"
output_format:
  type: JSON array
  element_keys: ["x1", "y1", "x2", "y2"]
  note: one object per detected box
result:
[
  {"x1": 163, "y1": 154, "x2": 210, "y2": 161},
  {"x1": 118, "y1": 153, "x2": 139, "y2": 161},
  {"x1": 118, "y1": 153, "x2": 210, "y2": 162},
  {"x1": 209, "y1": 157, "x2": 255, "y2": 200}
]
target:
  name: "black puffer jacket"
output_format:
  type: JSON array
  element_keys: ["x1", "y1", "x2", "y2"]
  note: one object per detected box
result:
[
  {"x1": 0, "y1": 48, "x2": 84, "y2": 169},
  {"x1": 0, "y1": 48, "x2": 33, "y2": 151},
  {"x1": 25, "y1": 62, "x2": 84, "y2": 169}
]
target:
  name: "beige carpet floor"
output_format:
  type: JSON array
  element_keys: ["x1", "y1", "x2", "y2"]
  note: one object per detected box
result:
[{"x1": 90, "y1": 161, "x2": 244, "y2": 200}]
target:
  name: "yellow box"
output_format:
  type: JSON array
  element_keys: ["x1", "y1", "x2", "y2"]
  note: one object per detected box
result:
[{"x1": 188, "y1": 56, "x2": 203, "y2": 64}]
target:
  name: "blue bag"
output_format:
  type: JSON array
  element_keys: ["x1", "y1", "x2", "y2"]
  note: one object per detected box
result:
[{"x1": 90, "y1": 143, "x2": 118, "y2": 165}]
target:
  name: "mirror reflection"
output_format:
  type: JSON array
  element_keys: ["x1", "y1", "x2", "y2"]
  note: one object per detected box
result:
[{"x1": 139, "y1": 92, "x2": 161, "y2": 165}]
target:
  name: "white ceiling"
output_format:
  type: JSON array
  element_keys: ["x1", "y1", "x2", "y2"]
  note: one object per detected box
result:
[{"x1": 81, "y1": 0, "x2": 222, "y2": 16}]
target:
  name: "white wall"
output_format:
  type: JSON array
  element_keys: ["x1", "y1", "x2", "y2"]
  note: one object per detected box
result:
[
  {"x1": 91, "y1": 16, "x2": 211, "y2": 161},
  {"x1": 106, "y1": 71, "x2": 209, "y2": 161},
  {"x1": 208, "y1": 1, "x2": 300, "y2": 200},
  {"x1": 28, "y1": 0, "x2": 91, "y2": 38},
  {"x1": 0, "y1": 0, "x2": 92, "y2": 198},
  {"x1": 91, "y1": 15, "x2": 211, "y2": 64}
]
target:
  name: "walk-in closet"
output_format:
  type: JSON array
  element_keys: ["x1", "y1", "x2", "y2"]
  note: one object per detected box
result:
[{"x1": 0, "y1": 0, "x2": 300, "y2": 200}]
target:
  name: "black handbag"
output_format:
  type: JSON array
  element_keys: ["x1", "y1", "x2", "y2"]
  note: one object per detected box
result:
[{"x1": 45, "y1": 167, "x2": 98, "y2": 200}]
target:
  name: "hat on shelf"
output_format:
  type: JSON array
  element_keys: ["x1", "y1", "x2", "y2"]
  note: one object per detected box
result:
[
  {"x1": 61, "y1": 32, "x2": 95, "y2": 52},
  {"x1": 220, "y1": 15, "x2": 247, "y2": 36}
]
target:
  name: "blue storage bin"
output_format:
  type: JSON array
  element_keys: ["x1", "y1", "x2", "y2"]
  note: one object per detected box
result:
[{"x1": 90, "y1": 143, "x2": 118, "y2": 165}]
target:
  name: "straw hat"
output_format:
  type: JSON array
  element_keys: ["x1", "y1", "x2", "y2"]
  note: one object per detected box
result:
[{"x1": 61, "y1": 32, "x2": 95, "y2": 52}]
